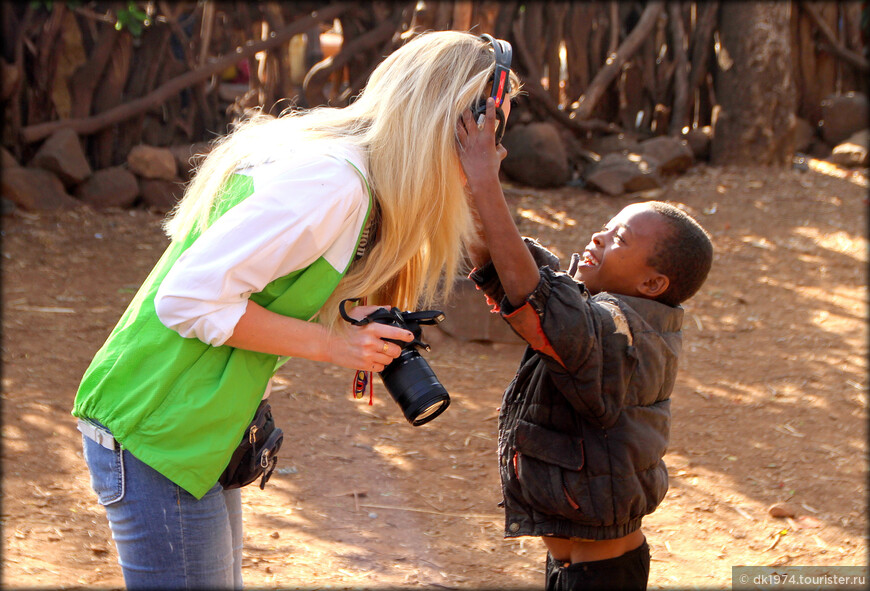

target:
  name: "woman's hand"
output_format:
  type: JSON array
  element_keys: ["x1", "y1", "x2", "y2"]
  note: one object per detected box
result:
[
  {"x1": 456, "y1": 97, "x2": 507, "y2": 198},
  {"x1": 224, "y1": 302, "x2": 413, "y2": 372},
  {"x1": 326, "y1": 305, "x2": 415, "y2": 372}
]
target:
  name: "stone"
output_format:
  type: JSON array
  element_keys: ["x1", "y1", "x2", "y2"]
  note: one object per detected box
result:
[
  {"x1": 586, "y1": 132, "x2": 642, "y2": 156},
  {"x1": 2, "y1": 197, "x2": 17, "y2": 215},
  {"x1": 30, "y1": 128, "x2": 92, "y2": 187},
  {"x1": 501, "y1": 122, "x2": 571, "y2": 188},
  {"x1": 681, "y1": 126, "x2": 712, "y2": 160},
  {"x1": 820, "y1": 92, "x2": 868, "y2": 146},
  {"x1": 829, "y1": 129, "x2": 869, "y2": 168},
  {"x1": 75, "y1": 166, "x2": 139, "y2": 208},
  {"x1": 435, "y1": 277, "x2": 522, "y2": 344},
  {"x1": 140, "y1": 178, "x2": 185, "y2": 213},
  {"x1": 583, "y1": 153, "x2": 662, "y2": 196},
  {"x1": 128, "y1": 145, "x2": 178, "y2": 181},
  {"x1": 168, "y1": 142, "x2": 212, "y2": 182},
  {"x1": 793, "y1": 117, "x2": 816, "y2": 153},
  {"x1": 2, "y1": 146, "x2": 20, "y2": 169},
  {"x1": 768, "y1": 502, "x2": 797, "y2": 518},
  {"x1": 1, "y1": 167, "x2": 81, "y2": 211},
  {"x1": 638, "y1": 136, "x2": 695, "y2": 174},
  {"x1": 2, "y1": 58, "x2": 20, "y2": 101}
]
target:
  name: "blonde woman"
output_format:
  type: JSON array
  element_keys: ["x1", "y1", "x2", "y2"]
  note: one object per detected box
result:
[{"x1": 72, "y1": 31, "x2": 519, "y2": 589}]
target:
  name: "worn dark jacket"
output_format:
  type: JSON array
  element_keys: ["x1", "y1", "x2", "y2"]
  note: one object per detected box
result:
[{"x1": 470, "y1": 239, "x2": 683, "y2": 540}]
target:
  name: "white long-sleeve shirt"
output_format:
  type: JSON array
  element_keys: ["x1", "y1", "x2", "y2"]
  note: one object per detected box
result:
[{"x1": 154, "y1": 141, "x2": 370, "y2": 346}]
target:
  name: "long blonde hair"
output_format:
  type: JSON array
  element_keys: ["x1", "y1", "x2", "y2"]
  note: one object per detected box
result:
[{"x1": 164, "y1": 31, "x2": 520, "y2": 327}]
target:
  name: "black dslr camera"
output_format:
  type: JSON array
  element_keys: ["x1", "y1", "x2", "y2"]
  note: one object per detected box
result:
[{"x1": 339, "y1": 299, "x2": 450, "y2": 426}]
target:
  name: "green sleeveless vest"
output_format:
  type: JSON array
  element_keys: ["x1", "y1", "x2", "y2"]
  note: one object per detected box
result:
[{"x1": 73, "y1": 166, "x2": 372, "y2": 498}]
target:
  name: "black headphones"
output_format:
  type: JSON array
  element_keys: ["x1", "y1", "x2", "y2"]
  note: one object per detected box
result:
[{"x1": 470, "y1": 34, "x2": 513, "y2": 144}]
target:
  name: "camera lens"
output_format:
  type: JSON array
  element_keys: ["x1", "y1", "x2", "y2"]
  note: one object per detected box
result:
[
  {"x1": 414, "y1": 400, "x2": 448, "y2": 424},
  {"x1": 380, "y1": 349, "x2": 450, "y2": 426}
]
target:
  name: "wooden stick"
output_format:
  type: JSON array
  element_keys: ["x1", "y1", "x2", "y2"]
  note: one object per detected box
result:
[
  {"x1": 20, "y1": 2, "x2": 352, "y2": 144},
  {"x1": 511, "y1": 20, "x2": 622, "y2": 134},
  {"x1": 800, "y1": 1, "x2": 869, "y2": 73},
  {"x1": 572, "y1": 1, "x2": 665, "y2": 121},
  {"x1": 688, "y1": 0, "x2": 719, "y2": 93},
  {"x1": 668, "y1": 1, "x2": 690, "y2": 135},
  {"x1": 303, "y1": 16, "x2": 398, "y2": 106}
]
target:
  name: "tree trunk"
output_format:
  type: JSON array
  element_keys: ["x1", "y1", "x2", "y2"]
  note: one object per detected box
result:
[{"x1": 712, "y1": 2, "x2": 796, "y2": 166}]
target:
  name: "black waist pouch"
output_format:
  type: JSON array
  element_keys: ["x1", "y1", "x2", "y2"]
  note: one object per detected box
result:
[{"x1": 219, "y1": 400, "x2": 284, "y2": 490}]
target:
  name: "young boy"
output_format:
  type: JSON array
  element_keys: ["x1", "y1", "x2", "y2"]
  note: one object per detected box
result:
[{"x1": 457, "y1": 99, "x2": 713, "y2": 590}]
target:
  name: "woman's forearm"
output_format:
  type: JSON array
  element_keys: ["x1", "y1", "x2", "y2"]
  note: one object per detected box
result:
[{"x1": 224, "y1": 300, "x2": 331, "y2": 362}]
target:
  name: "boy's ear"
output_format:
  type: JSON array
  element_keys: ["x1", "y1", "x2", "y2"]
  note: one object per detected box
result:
[{"x1": 638, "y1": 273, "x2": 669, "y2": 298}]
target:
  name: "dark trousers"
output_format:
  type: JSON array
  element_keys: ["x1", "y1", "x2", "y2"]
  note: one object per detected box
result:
[{"x1": 545, "y1": 540, "x2": 650, "y2": 591}]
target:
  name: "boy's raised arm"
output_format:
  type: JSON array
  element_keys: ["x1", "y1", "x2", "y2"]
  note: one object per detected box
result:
[{"x1": 457, "y1": 98, "x2": 540, "y2": 308}]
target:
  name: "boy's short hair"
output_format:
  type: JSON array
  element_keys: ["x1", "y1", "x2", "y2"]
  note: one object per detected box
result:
[{"x1": 645, "y1": 202, "x2": 713, "y2": 306}]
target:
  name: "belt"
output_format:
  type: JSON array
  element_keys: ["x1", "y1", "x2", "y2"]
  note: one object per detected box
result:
[{"x1": 77, "y1": 419, "x2": 118, "y2": 451}]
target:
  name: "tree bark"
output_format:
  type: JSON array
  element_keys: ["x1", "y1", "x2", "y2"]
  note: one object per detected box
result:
[{"x1": 712, "y1": 2, "x2": 796, "y2": 166}]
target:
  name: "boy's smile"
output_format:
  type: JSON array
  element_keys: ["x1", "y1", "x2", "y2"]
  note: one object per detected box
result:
[{"x1": 573, "y1": 203, "x2": 670, "y2": 299}]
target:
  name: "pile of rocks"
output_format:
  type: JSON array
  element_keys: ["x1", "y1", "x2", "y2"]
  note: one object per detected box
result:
[
  {"x1": 501, "y1": 118, "x2": 704, "y2": 195},
  {"x1": 500, "y1": 91, "x2": 868, "y2": 194},
  {"x1": 2, "y1": 92, "x2": 866, "y2": 212},
  {"x1": 808, "y1": 92, "x2": 869, "y2": 168},
  {"x1": 2, "y1": 131, "x2": 210, "y2": 213}
]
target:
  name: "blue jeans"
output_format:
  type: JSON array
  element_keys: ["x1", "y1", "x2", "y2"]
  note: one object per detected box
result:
[{"x1": 81, "y1": 422, "x2": 243, "y2": 590}]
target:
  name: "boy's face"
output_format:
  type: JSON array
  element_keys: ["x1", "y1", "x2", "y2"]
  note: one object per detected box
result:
[{"x1": 572, "y1": 203, "x2": 670, "y2": 299}]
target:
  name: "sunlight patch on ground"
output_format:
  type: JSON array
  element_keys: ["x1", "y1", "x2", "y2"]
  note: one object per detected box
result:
[
  {"x1": 517, "y1": 205, "x2": 577, "y2": 230},
  {"x1": 371, "y1": 443, "x2": 414, "y2": 470},
  {"x1": 807, "y1": 158, "x2": 869, "y2": 188},
  {"x1": 791, "y1": 226, "x2": 868, "y2": 260},
  {"x1": 657, "y1": 455, "x2": 865, "y2": 543},
  {"x1": 738, "y1": 229, "x2": 867, "y2": 263}
]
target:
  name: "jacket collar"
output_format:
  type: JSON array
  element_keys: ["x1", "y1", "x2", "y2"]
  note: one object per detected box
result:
[{"x1": 598, "y1": 292, "x2": 684, "y2": 333}]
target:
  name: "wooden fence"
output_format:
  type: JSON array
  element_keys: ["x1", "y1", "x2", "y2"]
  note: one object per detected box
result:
[{"x1": 2, "y1": 1, "x2": 866, "y2": 166}]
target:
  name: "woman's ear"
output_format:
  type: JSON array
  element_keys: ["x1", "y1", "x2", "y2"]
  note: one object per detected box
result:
[{"x1": 638, "y1": 273, "x2": 669, "y2": 298}]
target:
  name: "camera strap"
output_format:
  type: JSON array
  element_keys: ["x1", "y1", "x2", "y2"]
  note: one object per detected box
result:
[
  {"x1": 353, "y1": 369, "x2": 374, "y2": 405},
  {"x1": 342, "y1": 297, "x2": 375, "y2": 405}
]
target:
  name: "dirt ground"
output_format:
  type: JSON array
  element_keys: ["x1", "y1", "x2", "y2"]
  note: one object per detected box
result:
[{"x1": 2, "y1": 160, "x2": 867, "y2": 590}]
